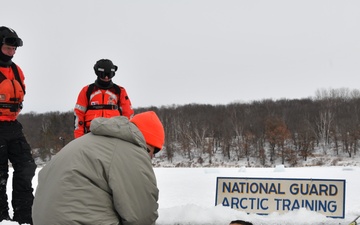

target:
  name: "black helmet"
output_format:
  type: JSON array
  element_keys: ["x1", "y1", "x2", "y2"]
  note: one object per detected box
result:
[
  {"x1": 0, "y1": 26, "x2": 23, "y2": 47},
  {"x1": 93, "y1": 59, "x2": 118, "y2": 79}
]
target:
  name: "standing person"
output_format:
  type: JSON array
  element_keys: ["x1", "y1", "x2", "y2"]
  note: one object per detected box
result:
[
  {"x1": 74, "y1": 59, "x2": 134, "y2": 138},
  {"x1": 33, "y1": 111, "x2": 165, "y2": 225},
  {"x1": 0, "y1": 26, "x2": 37, "y2": 224}
]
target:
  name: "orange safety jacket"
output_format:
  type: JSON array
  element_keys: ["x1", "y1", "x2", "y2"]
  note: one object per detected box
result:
[
  {"x1": 0, "y1": 63, "x2": 25, "y2": 121},
  {"x1": 74, "y1": 83, "x2": 134, "y2": 138}
]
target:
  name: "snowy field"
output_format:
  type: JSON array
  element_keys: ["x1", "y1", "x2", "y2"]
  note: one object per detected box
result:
[{"x1": 3, "y1": 166, "x2": 360, "y2": 225}]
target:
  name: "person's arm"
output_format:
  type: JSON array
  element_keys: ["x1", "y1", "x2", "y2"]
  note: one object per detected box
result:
[
  {"x1": 16, "y1": 65, "x2": 26, "y2": 91},
  {"x1": 74, "y1": 86, "x2": 88, "y2": 138},
  {"x1": 119, "y1": 87, "x2": 134, "y2": 119}
]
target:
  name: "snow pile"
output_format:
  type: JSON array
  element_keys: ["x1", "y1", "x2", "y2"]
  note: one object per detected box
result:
[{"x1": 3, "y1": 166, "x2": 359, "y2": 225}]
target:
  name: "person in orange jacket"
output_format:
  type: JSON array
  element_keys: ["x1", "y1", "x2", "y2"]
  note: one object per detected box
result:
[
  {"x1": 74, "y1": 59, "x2": 134, "y2": 138},
  {"x1": 0, "y1": 26, "x2": 37, "y2": 224}
]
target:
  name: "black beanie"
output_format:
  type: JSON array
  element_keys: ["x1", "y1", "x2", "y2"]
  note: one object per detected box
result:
[{"x1": 93, "y1": 59, "x2": 118, "y2": 78}]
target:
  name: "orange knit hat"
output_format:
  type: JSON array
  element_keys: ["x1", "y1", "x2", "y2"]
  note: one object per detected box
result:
[{"x1": 130, "y1": 111, "x2": 165, "y2": 152}]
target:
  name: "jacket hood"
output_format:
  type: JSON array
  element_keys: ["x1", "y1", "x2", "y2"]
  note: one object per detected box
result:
[{"x1": 90, "y1": 116, "x2": 147, "y2": 149}]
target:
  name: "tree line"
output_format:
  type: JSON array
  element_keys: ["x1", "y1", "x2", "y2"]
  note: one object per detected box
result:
[{"x1": 18, "y1": 88, "x2": 360, "y2": 166}]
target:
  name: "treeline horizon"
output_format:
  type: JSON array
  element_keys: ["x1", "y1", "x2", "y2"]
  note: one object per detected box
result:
[{"x1": 18, "y1": 88, "x2": 360, "y2": 166}]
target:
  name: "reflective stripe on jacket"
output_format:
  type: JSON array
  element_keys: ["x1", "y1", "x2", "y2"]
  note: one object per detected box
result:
[
  {"x1": 74, "y1": 83, "x2": 134, "y2": 138},
  {"x1": 0, "y1": 65, "x2": 25, "y2": 120}
]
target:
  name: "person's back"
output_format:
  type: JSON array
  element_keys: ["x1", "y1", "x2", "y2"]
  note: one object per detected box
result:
[{"x1": 74, "y1": 59, "x2": 134, "y2": 138}]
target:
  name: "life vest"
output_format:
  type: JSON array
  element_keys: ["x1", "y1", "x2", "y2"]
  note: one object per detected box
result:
[
  {"x1": 86, "y1": 83, "x2": 121, "y2": 112},
  {"x1": 0, "y1": 63, "x2": 25, "y2": 117},
  {"x1": 84, "y1": 84, "x2": 122, "y2": 132},
  {"x1": 74, "y1": 82, "x2": 134, "y2": 138}
]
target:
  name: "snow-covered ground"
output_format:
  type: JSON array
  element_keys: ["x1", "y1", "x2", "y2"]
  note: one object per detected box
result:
[{"x1": 3, "y1": 165, "x2": 359, "y2": 225}]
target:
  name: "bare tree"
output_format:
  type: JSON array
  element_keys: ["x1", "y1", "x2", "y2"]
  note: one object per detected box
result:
[{"x1": 316, "y1": 109, "x2": 334, "y2": 155}]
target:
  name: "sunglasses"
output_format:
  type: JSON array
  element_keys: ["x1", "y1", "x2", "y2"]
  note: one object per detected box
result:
[
  {"x1": 154, "y1": 147, "x2": 160, "y2": 154},
  {"x1": 97, "y1": 68, "x2": 115, "y2": 79},
  {"x1": 2, "y1": 37, "x2": 23, "y2": 47},
  {"x1": 147, "y1": 147, "x2": 161, "y2": 154}
]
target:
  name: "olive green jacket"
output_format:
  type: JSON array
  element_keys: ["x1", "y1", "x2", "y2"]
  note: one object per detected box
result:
[{"x1": 32, "y1": 116, "x2": 158, "y2": 225}]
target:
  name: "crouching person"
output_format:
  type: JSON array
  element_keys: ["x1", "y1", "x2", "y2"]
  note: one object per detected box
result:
[{"x1": 32, "y1": 111, "x2": 165, "y2": 225}]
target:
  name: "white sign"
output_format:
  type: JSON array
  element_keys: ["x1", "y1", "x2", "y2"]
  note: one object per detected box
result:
[{"x1": 215, "y1": 177, "x2": 345, "y2": 218}]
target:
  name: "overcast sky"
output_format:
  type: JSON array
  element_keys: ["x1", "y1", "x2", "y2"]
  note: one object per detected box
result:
[{"x1": 3, "y1": 0, "x2": 360, "y2": 113}]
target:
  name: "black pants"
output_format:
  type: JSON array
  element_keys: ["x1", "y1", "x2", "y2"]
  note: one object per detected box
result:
[{"x1": 0, "y1": 120, "x2": 36, "y2": 223}]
